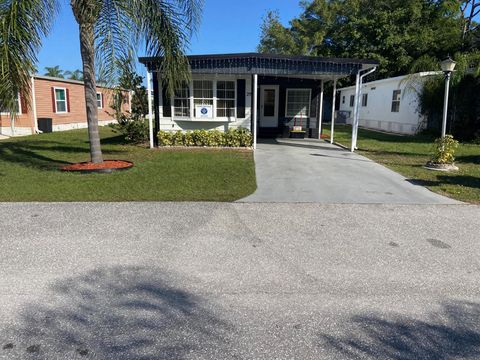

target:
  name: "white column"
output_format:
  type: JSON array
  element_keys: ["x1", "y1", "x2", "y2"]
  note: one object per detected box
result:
[
  {"x1": 330, "y1": 78, "x2": 337, "y2": 144},
  {"x1": 31, "y1": 76, "x2": 38, "y2": 133},
  {"x1": 318, "y1": 80, "x2": 324, "y2": 139},
  {"x1": 252, "y1": 74, "x2": 258, "y2": 150},
  {"x1": 147, "y1": 70, "x2": 154, "y2": 149},
  {"x1": 441, "y1": 72, "x2": 451, "y2": 138},
  {"x1": 351, "y1": 72, "x2": 361, "y2": 152}
]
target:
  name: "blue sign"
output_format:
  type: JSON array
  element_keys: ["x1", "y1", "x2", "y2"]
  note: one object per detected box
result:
[{"x1": 201, "y1": 107, "x2": 208, "y2": 115}]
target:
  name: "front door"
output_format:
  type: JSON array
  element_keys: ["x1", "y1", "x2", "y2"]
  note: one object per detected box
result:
[{"x1": 259, "y1": 85, "x2": 279, "y2": 127}]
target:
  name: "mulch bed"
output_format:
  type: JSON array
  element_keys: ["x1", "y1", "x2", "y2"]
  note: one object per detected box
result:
[{"x1": 61, "y1": 160, "x2": 134, "y2": 174}]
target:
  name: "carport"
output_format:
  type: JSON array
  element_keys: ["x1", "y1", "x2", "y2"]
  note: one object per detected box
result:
[{"x1": 140, "y1": 53, "x2": 378, "y2": 151}]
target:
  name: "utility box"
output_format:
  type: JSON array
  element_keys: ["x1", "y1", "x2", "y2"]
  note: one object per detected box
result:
[{"x1": 37, "y1": 118, "x2": 53, "y2": 133}]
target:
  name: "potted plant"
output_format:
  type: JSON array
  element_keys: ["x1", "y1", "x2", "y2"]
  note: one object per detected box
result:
[{"x1": 424, "y1": 135, "x2": 459, "y2": 171}]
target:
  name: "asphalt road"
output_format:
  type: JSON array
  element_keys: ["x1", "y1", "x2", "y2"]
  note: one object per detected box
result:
[{"x1": 1, "y1": 202, "x2": 479, "y2": 359}]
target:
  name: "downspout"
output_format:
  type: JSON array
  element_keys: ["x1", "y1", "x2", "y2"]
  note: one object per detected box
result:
[
  {"x1": 31, "y1": 76, "x2": 39, "y2": 133},
  {"x1": 351, "y1": 66, "x2": 377, "y2": 152}
]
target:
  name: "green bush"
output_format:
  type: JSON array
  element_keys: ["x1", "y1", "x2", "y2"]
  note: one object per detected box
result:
[
  {"x1": 431, "y1": 135, "x2": 459, "y2": 164},
  {"x1": 111, "y1": 114, "x2": 149, "y2": 144},
  {"x1": 157, "y1": 128, "x2": 252, "y2": 147}
]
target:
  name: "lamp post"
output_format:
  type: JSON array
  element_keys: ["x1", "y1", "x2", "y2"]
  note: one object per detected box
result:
[{"x1": 440, "y1": 57, "x2": 456, "y2": 138}]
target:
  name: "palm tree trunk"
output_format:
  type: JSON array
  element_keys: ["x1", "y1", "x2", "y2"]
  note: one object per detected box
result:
[{"x1": 79, "y1": 23, "x2": 103, "y2": 163}]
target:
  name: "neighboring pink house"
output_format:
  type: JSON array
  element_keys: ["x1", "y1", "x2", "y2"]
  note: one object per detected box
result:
[{"x1": 0, "y1": 75, "x2": 130, "y2": 136}]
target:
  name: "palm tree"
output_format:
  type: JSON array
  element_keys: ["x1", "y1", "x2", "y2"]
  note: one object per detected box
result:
[
  {"x1": 1, "y1": 0, "x2": 202, "y2": 163},
  {"x1": 44, "y1": 65, "x2": 65, "y2": 78},
  {"x1": 65, "y1": 69, "x2": 84, "y2": 81}
]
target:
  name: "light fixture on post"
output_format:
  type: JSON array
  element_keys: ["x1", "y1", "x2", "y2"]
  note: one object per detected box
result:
[{"x1": 440, "y1": 57, "x2": 456, "y2": 138}]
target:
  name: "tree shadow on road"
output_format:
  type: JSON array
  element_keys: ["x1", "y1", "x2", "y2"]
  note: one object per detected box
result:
[
  {"x1": 319, "y1": 301, "x2": 480, "y2": 359},
  {"x1": 0, "y1": 266, "x2": 234, "y2": 359}
]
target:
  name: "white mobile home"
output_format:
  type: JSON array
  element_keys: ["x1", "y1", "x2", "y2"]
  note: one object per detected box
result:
[{"x1": 338, "y1": 72, "x2": 439, "y2": 135}]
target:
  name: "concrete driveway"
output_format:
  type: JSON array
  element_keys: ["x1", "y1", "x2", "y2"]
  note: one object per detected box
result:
[
  {"x1": 240, "y1": 139, "x2": 459, "y2": 204},
  {"x1": 0, "y1": 202, "x2": 479, "y2": 359}
]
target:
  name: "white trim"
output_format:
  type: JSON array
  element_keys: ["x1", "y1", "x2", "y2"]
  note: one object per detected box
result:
[
  {"x1": 96, "y1": 92, "x2": 103, "y2": 109},
  {"x1": 330, "y1": 78, "x2": 337, "y2": 144},
  {"x1": 318, "y1": 81, "x2": 324, "y2": 139},
  {"x1": 285, "y1": 88, "x2": 312, "y2": 118},
  {"x1": 53, "y1": 87, "x2": 68, "y2": 114}
]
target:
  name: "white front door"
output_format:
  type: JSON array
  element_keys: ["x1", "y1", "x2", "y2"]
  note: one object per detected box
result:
[{"x1": 259, "y1": 85, "x2": 279, "y2": 127}]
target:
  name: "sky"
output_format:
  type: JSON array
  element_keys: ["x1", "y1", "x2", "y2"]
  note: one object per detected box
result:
[{"x1": 37, "y1": 0, "x2": 304, "y2": 75}]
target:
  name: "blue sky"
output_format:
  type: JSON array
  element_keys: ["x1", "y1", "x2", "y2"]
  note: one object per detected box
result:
[{"x1": 37, "y1": 0, "x2": 304, "y2": 75}]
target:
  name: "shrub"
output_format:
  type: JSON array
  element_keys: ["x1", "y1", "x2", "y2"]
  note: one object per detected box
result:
[
  {"x1": 112, "y1": 114, "x2": 149, "y2": 144},
  {"x1": 157, "y1": 128, "x2": 252, "y2": 147},
  {"x1": 431, "y1": 135, "x2": 459, "y2": 164}
]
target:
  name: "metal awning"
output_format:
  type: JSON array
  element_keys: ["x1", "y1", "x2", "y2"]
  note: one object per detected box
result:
[{"x1": 139, "y1": 52, "x2": 378, "y2": 77}]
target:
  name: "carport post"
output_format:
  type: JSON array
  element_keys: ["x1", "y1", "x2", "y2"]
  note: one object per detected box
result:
[
  {"x1": 330, "y1": 78, "x2": 337, "y2": 144},
  {"x1": 318, "y1": 80, "x2": 324, "y2": 139},
  {"x1": 351, "y1": 71, "x2": 361, "y2": 152},
  {"x1": 147, "y1": 70, "x2": 154, "y2": 149},
  {"x1": 252, "y1": 74, "x2": 258, "y2": 150}
]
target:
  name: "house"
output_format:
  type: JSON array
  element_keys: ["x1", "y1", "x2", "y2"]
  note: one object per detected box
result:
[
  {"x1": 139, "y1": 53, "x2": 378, "y2": 148},
  {"x1": 0, "y1": 75, "x2": 130, "y2": 136},
  {"x1": 338, "y1": 72, "x2": 439, "y2": 135}
]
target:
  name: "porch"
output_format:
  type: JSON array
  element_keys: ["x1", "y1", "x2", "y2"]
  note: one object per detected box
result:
[{"x1": 139, "y1": 53, "x2": 379, "y2": 150}]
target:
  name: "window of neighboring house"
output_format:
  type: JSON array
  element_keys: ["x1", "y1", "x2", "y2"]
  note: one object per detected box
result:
[
  {"x1": 0, "y1": 94, "x2": 21, "y2": 114},
  {"x1": 173, "y1": 81, "x2": 190, "y2": 117},
  {"x1": 349, "y1": 95, "x2": 355, "y2": 107},
  {"x1": 342, "y1": 96, "x2": 345, "y2": 104},
  {"x1": 54, "y1": 87, "x2": 67, "y2": 113},
  {"x1": 216, "y1": 80, "x2": 235, "y2": 117},
  {"x1": 193, "y1": 80, "x2": 213, "y2": 117},
  {"x1": 96, "y1": 92, "x2": 103, "y2": 109},
  {"x1": 285, "y1": 89, "x2": 311, "y2": 118},
  {"x1": 391, "y1": 90, "x2": 401, "y2": 112},
  {"x1": 362, "y1": 93, "x2": 368, "y2": 107}
]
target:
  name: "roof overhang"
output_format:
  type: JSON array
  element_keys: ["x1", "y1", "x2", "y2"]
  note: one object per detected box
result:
[{"x1": 139, "y1": 52, "x2": 378, "y2": 78}]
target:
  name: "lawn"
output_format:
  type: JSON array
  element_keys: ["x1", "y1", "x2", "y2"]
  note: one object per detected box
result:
[
  {"x1": 324, "y1": 125, "x2": 480, "y2": 203},
  {"x1": 0, "y1": 127, "x2": 256, "y2": 201}
]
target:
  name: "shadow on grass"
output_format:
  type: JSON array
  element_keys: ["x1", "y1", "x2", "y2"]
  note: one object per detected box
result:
[
  {"x1": 319, "y1": 301, "x2": 480, "y2": 359},
  {"x1": 0, "y1": 138, "x2": 127, "y2": 171},
  {"x1": 1, "y1": 266, "x2": 234, "y2": 359},
  {"x1": 408, "y1": 175, "x2": 480, "y2": 189}
]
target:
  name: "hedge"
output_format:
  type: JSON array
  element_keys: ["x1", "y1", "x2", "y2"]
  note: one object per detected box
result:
[{"x1": 158, "y1": 128, "x2": 253, "y2": 147}]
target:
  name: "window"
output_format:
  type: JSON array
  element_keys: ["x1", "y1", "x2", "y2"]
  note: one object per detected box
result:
[
  {"x1": 0, "y1": 94, "x2": 21, "y2": 114},
  {"x1": 216, "y1": 81, "x2": 235, "y2": 117},
  {"x1": 391, "y1": 90, "x2": 401, "y2": 112},
  {"x1": 342, "y1": 96, "x2": 345, "y2": 104},
  {"x1": 193, "y1": 80, "x2": 213, "y2": 117},
  {"x1": 349, "y1": 95, "x2": 355, "y2": 107},
  {"x1": 54, "y1": 88, "x2": 67, "y2": 113},
  {"x1": 173, "y1": 82, "x2": 190, "y2": 117},
  {"x1": 286, "y1": 89, "x2": 311, "y2": 118},
  {"x1": 362, "y1": 93, "x2": 368, "y2": 107},
  {"x1": 96, "y1": 93, "x2": 103, "y2": 109}
]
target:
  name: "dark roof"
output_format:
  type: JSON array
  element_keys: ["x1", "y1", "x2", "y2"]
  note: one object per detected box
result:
[{"x1": 139, "y1": 52, "x2": 378, "y2": 76}]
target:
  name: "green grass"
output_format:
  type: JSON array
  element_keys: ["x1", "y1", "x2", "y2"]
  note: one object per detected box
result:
[
  {"x1": 324, "y1": 125, "x2": 480, "y2": 204},
  {"x1": 0, "y1": 127, "x2": 256, "y2": 201}
]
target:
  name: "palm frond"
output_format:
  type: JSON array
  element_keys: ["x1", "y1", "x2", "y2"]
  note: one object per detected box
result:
[{"x1": 0, "y1": 0, "x2": 59, "y2": 115}]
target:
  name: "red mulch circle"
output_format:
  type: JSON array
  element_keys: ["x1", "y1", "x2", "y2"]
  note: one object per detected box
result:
[{"x1": 61, "y1": 160, "x2": 134, "y2": 173}]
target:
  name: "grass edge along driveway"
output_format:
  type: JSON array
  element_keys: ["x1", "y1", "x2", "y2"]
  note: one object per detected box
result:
[
  {"x1": 324, "y1": 125, "x2": 480, "y2": 204},
  {"x1": 0, "y1": 127, "x2": 256, "y2": 202}
]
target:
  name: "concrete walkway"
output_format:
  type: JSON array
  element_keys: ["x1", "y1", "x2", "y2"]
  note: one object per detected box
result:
[{"x1": 240, "y1": 138, "x2": 460, "y2": 204}]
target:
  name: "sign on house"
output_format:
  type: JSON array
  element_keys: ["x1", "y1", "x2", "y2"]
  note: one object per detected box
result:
[{"x1": 196, "y1": 105, "x2": 213, "y2": 118}]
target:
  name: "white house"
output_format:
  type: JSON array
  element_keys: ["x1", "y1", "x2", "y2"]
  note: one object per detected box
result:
[
  {"x1": 139, "y1": 53, "x2": 378, "y2": 148},
  {"x1": 338, "y1": 72, "x2": 439, "y2": 135}
]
